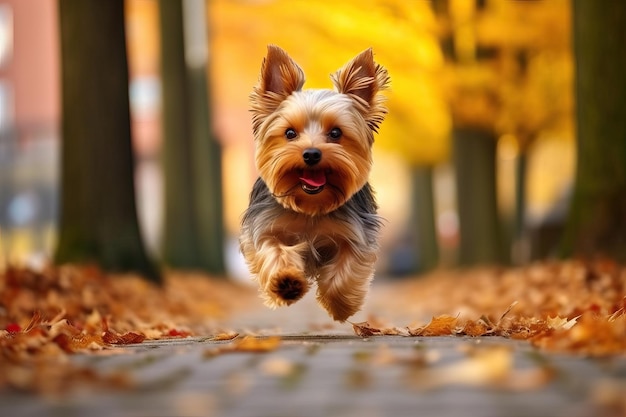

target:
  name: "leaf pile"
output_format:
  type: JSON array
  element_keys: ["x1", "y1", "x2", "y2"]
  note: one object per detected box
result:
[
  {"x1": 3, "y1": 259, "x2": 626, "y2": 394},
  {"x1": 0, "y1": 264, "x2": 253, "y2": 394},
  {"x1": 366, "y1": 259, "x2": 626, "y2": 355}
]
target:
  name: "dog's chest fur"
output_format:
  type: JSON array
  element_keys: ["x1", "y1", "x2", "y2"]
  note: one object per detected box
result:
[{"x1": 242, "y1": 178, "x2": 381, "y2": 267}]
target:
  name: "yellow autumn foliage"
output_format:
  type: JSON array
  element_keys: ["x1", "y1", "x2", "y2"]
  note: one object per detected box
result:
[
  {"x1": 209, "y1": 0, "x2": 451, "y2": 165},
  {"x1": 440, "y1": 0, "x2": 574, "y2": 148}
]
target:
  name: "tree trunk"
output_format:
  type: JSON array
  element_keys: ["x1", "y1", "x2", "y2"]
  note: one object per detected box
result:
[
  {"x1": 159, "y1": 0, "x2": 225, "y2": 273},
  {"x1": 453, "y1": 128, "x2": 505, "y2": 266},
  {"x1": 410, "y1": 165, "x2": 439, "y2": 272},
  {"x1": 511, "y1": 151, "x2": 530, "y2": 264},
  {"x1": 188, "y1": 66, "x2": 226, "y2": 273},
  {"x1": 159, "y1": 0, "x2": 197, "y2": 267},
  {"x1": 561, "y1": 1, "x2": 626, "y2": 261},
  {"x1": 55, "y1": 0, "x2": 160, "y2": 282}
]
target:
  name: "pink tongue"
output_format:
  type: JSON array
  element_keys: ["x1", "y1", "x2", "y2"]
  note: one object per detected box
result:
[{"x1": 300, "y1": 170, "x2": 326, "y2": 187}]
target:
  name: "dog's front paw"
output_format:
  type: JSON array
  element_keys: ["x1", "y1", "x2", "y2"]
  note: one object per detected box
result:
[{"x1": 267, "y1": 268, "x2": 309, "y2": 306}]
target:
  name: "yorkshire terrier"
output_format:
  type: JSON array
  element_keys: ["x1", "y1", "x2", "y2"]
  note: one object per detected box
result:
[{"x1": 240, "y1": 45, "x2": 389, "y2": 321}]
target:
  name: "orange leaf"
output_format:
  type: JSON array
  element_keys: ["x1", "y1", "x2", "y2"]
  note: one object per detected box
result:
[
  {"x1": 204, "y1": 335, "x2": 282, "y2": 358},
  {"x1": 232, "y1": 335, "x2": 281, "y2": 352},
  {"x1": 102, "y1": 331, "x2": 146, "y2": 345},
  {"x1": 210, "y1": 332, "x2": 239, "y2": 341},
  {"x1": 411, "y1": 315, "x2": 458, "y2": 336},
  {"x1": 351, "y1": 321, "x2": 382, "y2": 337},
  {"x1": 460, "y1": 320, "x2": 490, "y2": 337}
]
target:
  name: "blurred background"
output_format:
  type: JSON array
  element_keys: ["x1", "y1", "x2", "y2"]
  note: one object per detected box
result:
[{"x1": 0, "y1": 0, "x2": 575, "y2": 279}]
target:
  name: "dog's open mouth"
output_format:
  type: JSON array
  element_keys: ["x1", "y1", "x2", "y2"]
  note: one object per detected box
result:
[{"x1": 299, "y1": 170, "x2": 326, "y2": 195}]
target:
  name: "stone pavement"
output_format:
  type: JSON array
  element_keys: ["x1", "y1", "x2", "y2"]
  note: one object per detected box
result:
[{"x1": 2, "y1": 283, "x2": 626, "y2": 417}]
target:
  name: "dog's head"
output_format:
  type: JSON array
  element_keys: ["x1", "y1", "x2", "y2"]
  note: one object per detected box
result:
[{"x1": 249, "y1": 45, "x2": 389, "y2": 216}]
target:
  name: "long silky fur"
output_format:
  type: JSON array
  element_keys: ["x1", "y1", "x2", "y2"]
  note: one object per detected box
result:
[
  {"x1": 242, "y1": 178, "x2": 381, "y2": 251},
  {"x1": 241, "y1": 45, "x2": 389, "y2": 321},
  {"x1": 240, "y1": 179, "x2": 382, "y2": 321}
]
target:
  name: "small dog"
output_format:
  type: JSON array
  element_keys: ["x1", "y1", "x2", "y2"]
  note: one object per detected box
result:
[{"x1": 240, "y1": 45, "x2": 389, "y2": 321}]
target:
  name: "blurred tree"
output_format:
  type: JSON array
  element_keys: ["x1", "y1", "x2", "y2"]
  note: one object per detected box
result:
[
  {"x1": 561, "y1": 1, "x2": 626, "y2": 261},
  {"x1": 452, "y1": 127, "x2": 502, "y2": 265},
  {"x1": 435, "y1": 0, "x2": 573, "y2": 265},
  {"x1": 159, "y1": 0, "x2": 225, "y2": 273},
  {"x1": 481, "y1": 1, "x2": 573, "y2": 263},
  {"x1": 55, "y1": 0, "x2": 160, "y2": 282},
  {"x1": 408, "y1": 166, "x2": 439, "y2": 271},
  {"x1": 434, "y1": 0, "x2": 506, "y2": 266}
]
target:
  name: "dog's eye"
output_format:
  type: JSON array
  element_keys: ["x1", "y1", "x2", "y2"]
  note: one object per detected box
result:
[
  {"x1": 328, "y1": 127, "x2": 342, "y2": 141},
  {"x1": 285, "y1": 128, "x2": 298, "y2": 140}
]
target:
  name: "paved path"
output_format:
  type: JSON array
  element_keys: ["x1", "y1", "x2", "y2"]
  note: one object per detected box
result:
[{"x1": 2, "y1": 284, "x2": 625, "y2": 417}]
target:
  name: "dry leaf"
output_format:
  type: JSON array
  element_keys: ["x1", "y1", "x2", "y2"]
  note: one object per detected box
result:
[
  {"x1": 498, "y1": 301, "x2": 518, "y2": 323},
  {"x1": 410, "y1": 315, "x2": 458, "y2": 336},
  {"x1": 351, "y1": 316, "x2": 410, "y2": 337},
  {"x1": 232, "y1": 335, "x2": 281, "y2": 352},
  {"x1": 459, "y1": 320, "x2": 490, "y2": 336},
  {"x1": 204, "y1": 335, "x2": 282, "y2": 357},
  {"x1": 547, "y1": 315, "x2": 579, "y2": 330},
  {"x1": 3, "y1": 259, "x2": 626, "y2": 396},
  {"x1": 102, "y1": 331, "x2": 146, "y2": 345},
  {"x1": 210, "y1": 332, "x2": 240, "y2": 341},
  {"x1": 351, "y1": 321, "x2": 383, "y2": 337}
]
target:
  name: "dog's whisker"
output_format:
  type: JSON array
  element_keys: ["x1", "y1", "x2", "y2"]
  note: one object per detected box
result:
[{"x1": 271, "y1": 183, "x2": 300, "y2": 199}]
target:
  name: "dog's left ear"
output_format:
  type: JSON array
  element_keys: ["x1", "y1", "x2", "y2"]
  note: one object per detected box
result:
[{"x1": 331, "y1": 48, "x2": 390, "y2": 132}]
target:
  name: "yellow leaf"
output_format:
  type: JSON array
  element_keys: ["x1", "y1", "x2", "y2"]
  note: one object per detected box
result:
[
  {"x1": 231, "y1": 336, "x2": 281, "y2": 353},
  {"x1": 547, "y1": 315, "x2": 578, "y2": 330},
  {"x1": 210, "y1": 332, "x2": 239, "y2": 341},
  {"x1": 204, "y1": 335, "x2": 281, "y2": 358}
]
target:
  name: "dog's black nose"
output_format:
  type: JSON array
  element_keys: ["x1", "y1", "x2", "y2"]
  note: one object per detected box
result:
[{"x1": 302, "y1": 148, "x2": 322, "y2": 165}]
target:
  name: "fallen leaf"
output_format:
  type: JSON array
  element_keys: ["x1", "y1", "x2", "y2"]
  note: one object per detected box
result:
[
  {"x1": 204, "y1": 335, "x2": 282, "y2": 357},
  {"x1": 351, "y1": 321, "x2": 382, "y2": 337},
  {"x1": 498, "y1": 301, "x2": 519, "y2": 323},
  {"x1": 459, "y1": 319, "x2": 489, "y2": 336},
  {"x1": 102, "y1": 331, "x2": 146, "y2": 345},
  {"x1": 5, "y1": 323, "x2": 21, "y2": 333},
  {"x1": 167, "y1": 329, "x2": 192, "y2": 338},
  {"x1": 410, "y1": 315, "x2": 458, "y2": 336},
  {"x1": 231, "y1": 335, "x2": 281, "y2": 352},
  {"x1": 210, "y1": 332, "x2": 239, "y2": 341},
  {"x1": 547, "y1": 315, "x2": 579, "y2": 330}
]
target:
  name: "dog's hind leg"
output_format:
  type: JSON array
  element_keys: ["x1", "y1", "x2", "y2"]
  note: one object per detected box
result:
[{"x1": 315, "y1": 244, "x2": 377, "y2": 321}]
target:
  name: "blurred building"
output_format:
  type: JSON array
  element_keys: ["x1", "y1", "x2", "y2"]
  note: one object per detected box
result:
[
  {"x1": 0, "y1": 0, "x2": 165, "y2": 266},
  {"x1": 0, "y1": 0, "x2": 60, "y2": 266}
]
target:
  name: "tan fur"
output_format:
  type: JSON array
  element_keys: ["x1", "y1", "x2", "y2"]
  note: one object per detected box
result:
[{"x1": 242, "y1": 45, "x2": 389, "y2": 321}]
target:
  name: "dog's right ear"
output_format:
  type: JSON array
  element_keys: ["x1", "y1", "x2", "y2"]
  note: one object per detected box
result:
[
  {"x1": 250, "y1": 45, "x2": 305, "y2": 135},
  {"x1": 260, "y1": 45, "x2": 305, "y2": 98}
]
